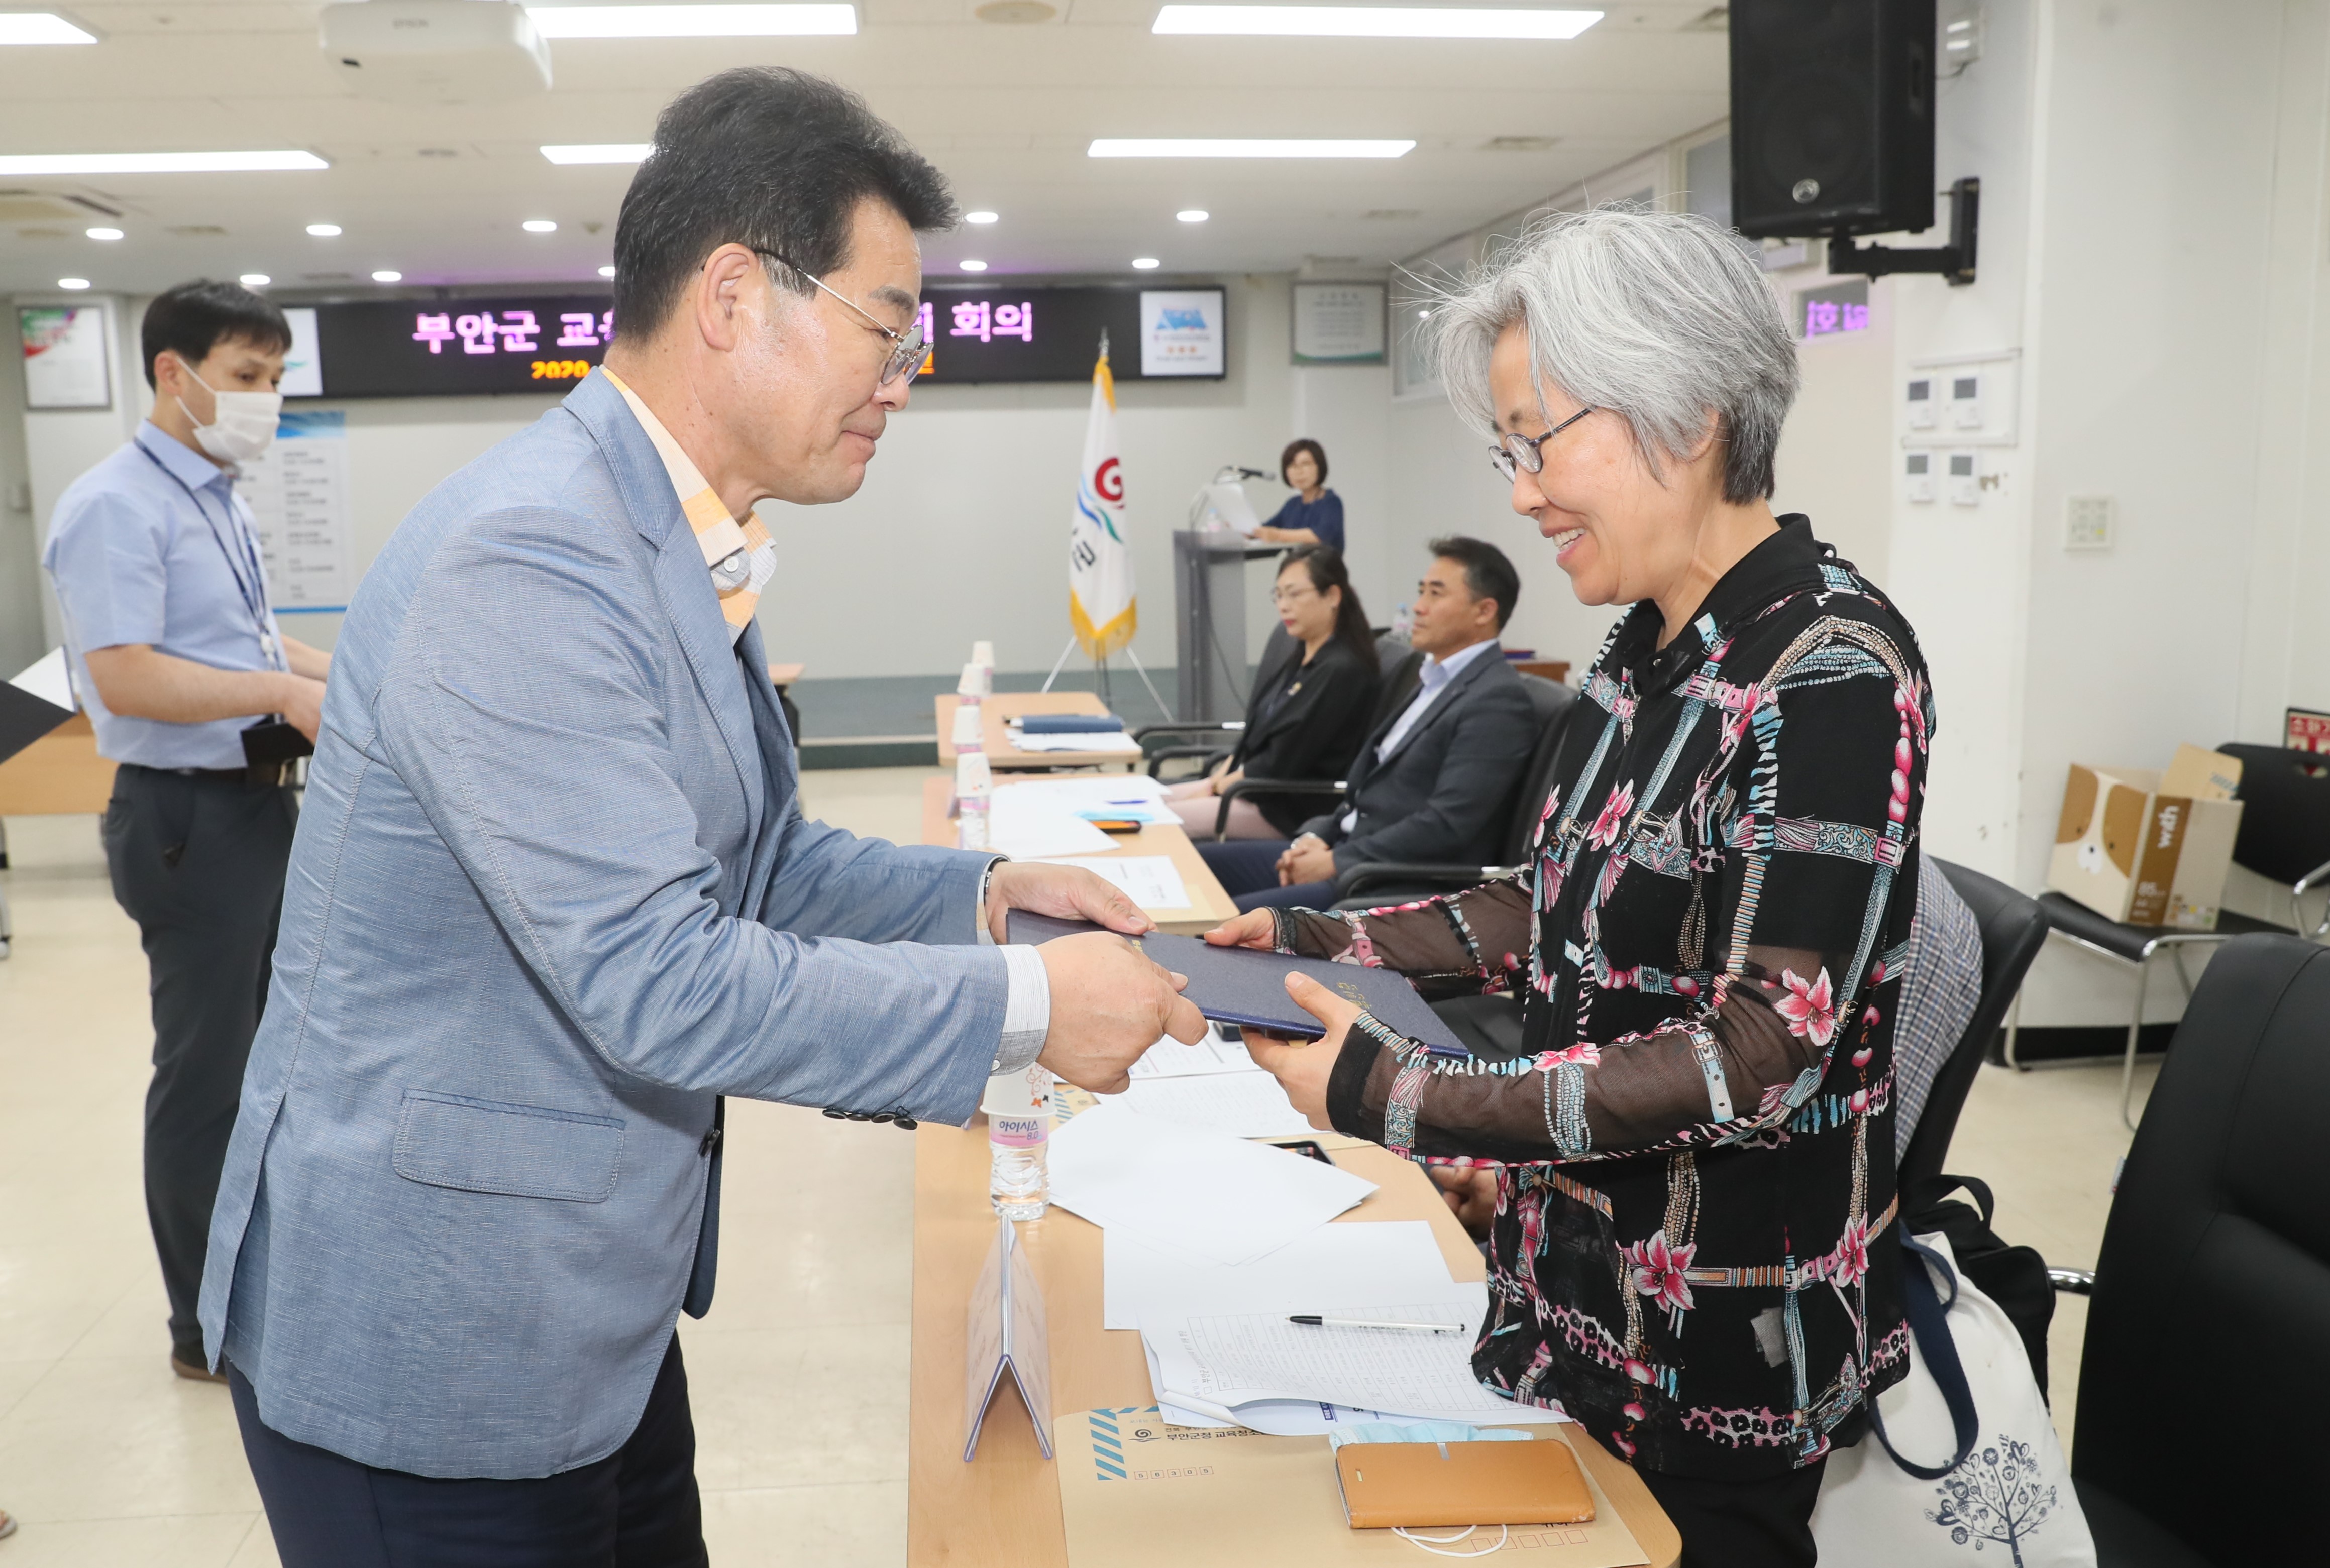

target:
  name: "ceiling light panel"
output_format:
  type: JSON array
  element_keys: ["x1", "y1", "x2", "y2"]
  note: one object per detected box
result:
[
  {"x1": 526, "y1": 4, "x2": 856, "y2": 38},
  {"x1": 541, "y1": 144, "x2": 651, "y2": 164},
  {"x1": 1152, "y1": 5, "x2": 1600, "y2": 38},
  {"x1": 0, "y1": 12, "x2": 98, "y2": 44},
  {"x1": 0, "y1": 151, "x2": 328, "y2": 174},
  {"x1": 1089, "y1": 139, "x2": 1414, "y2": 158}
]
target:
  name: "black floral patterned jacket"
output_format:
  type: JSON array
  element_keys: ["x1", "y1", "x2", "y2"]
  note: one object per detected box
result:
[{"x1": 1276, "y1": 518, "x2": 1931, "y2": 1479}]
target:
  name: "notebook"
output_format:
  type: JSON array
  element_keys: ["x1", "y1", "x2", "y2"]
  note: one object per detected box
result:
[{"x1": 1005, "y1": 912, "x2": 1466, "y2": 1056}]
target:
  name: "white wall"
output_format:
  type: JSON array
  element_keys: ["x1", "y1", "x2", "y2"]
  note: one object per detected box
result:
[
  {"x1": 1883, "y1": 0, "x2": 2330, "y2": 1029},
  {"x1": 8, "y1": 274, "x2": 1410, "y2": 680},
  {"x1": 1373, "y1": 126, "x2": 1902, "y2": 676},
  {"x1": 0, "y1": 311, "x2": 42, "y2": 676},
  {"x1": 15, "y1": 293, "x2": 145, "y2": 661},
  {"x1": 759, "y1": 273, "x2": 1411, "y2": 678}
]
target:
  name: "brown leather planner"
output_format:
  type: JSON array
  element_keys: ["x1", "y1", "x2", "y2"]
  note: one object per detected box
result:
[{"x1": 1332, "y1": 1437, "x2": 1598, "y2": 1529}]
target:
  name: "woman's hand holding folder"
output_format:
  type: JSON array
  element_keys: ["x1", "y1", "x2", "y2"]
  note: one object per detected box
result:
[{"x1": 1203, "y1": 910, "x2": 1348, "y2": 1131}]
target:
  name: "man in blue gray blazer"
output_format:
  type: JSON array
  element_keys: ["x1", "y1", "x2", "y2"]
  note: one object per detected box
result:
[{"x1": 200, "y1": 69, "x2": 1201, "y2": 1565}]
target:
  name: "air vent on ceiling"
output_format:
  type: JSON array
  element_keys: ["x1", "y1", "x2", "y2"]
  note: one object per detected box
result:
[
  {"x1": 1481, "y1": 136, "x2": 1558, "y2": 153},
  {"x1": 303, "y1": 272, "x2": 356, "y2": 282},
  {"x1": 1682, "y1": 6, "x2": 1728, "y2": 30},
  {"x1": 15, "y1": 227, "x2": 71, "y2": 240},
  {"x1": 168, "y1": 225, "x2": 229, "y2": 237},
  {"x1": 1362, "y1": 209, "x2": 1421, "y2": 221},
  {"x1": 0, "y1": 191, "x2": 101, "y2": 223},
  {"x1": 418, "y1": 147, "x2": 461, "y2": 158},
  {"x1": 975, "y1": 0, "x2": 1056, "y2": 19}
]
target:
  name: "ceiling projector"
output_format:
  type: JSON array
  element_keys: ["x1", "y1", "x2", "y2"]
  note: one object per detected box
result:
[{"x1": 319, "y1": 0, "x2": 552, "y2": 102}]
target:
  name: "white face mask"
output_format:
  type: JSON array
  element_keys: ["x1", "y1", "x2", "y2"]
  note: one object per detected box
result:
[{"x1": 176, "y1": 359, "x2": 283, "y2": 465}]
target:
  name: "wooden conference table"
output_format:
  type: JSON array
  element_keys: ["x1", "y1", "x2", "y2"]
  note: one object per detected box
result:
[
  {"x1": 905, "y1": 787, "x2": 1682, "y2": 1567},
  {"x1": 936, "y1": 691, "x2": 1139, "y2": 772},
  {"x1": 917, "y1": 775, "x2": 1237, "y2": 937}
]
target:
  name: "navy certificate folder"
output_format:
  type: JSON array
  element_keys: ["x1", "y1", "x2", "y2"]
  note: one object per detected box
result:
[{"x1": 1005, "y1": 911, "x2": 1467, "y2": 1056}]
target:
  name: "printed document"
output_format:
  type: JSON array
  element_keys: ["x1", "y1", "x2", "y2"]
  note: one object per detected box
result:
[
  {"x1": 1145, "y1": 1304, "x2": 1570, "y2": 1426},
  {"x1": 1032, "y1": 855, "x2": 1189, "y2": 909},
  {"x1": 1047, "y1": 1100, "x2": 1374, "y2": 1266}
]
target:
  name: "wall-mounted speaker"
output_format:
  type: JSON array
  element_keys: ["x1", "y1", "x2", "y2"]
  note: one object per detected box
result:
[{"x1": 1730, "y1": 0, "x2": 1937, "y2": 239}]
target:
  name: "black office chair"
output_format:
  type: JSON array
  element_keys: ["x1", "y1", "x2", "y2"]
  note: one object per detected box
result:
[
  {"x1": 2046, "y1": 935, "x2": 2330, "y2": 1566},
  {"x1": 1266, "y1": 694, "x2": 1574, "y2": 1064},
  {"x1": 1321, "y1": 675, "x2": 1575, "y2": 896},
  {"x1": 1139, "y1": 629, "x2": 1419, "y2": 788},
  {"x1": 2218, "y1": 741, "x2": 2330, "y2": 939},
  {"x1": 2020, "y1": 894, "x2": 2288, "y2": 1130},
  {"x1": 1204, "y1": 656, "x2": 1571, "y2": 844},
  {"x1": 1896, "y1": 860, "x2": 2049, "y2": 1206}
]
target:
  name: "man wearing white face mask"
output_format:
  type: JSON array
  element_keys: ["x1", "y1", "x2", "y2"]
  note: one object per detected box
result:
[{"x1": 41, "y1": 279, "x2": 331, "y2": 1385}]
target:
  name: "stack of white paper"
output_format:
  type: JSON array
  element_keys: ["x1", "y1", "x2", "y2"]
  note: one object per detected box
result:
[
  {"x1": 1031, "y1": 855, "x2": 1189, "y2": 909},
  {"x1": 1103, "y1": 1220, "x2": 1459, "y2": 1332},
  {"x1": 1144, "y1": 1304, "x2": 1570, "y2": 1428},
  {"x1": 1009, "y1": 728, "x2": 1143, "y2": 754},
  {"x1": 1116, "y1": 1073, "x2": 1314, "y2": 1138},
  {"x1": 999, "y1": 775, "x2": 1170, "y2": 814},
  {"x1": 1127, "y1": 1026, "x2": 1253, "y2": 1079},
  {"x1": 986, "y1": 790, "x2": 1119, "y2": 858},
  {"x1": 1046, "y1": 1100, "x2": 1375, "y2": 1267}
]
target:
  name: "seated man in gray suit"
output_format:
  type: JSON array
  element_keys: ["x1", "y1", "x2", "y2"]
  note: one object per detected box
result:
[
  {"x1": 1199, "y1": 537, "x2": 1539, "y2": 912},
  {"x1": 199, "y1": 68, "x2": 1202, "y2": 1565}
]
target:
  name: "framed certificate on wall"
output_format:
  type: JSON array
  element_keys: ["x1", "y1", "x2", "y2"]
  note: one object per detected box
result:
[
  {"x1": 19, "y1": 304, "x2": 112, "y2": 410},
  {"x1": 1291, "y1": 282, "x2": 1386, "y2": 365}
]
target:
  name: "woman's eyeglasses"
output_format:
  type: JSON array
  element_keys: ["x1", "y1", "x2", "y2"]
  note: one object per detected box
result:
[
  {"x1": 754, "y1": 249, "x2": 927, "y2": 386},
  {"x1": 1489, "y1": 404, "x2": 1595, "y2": 479}
]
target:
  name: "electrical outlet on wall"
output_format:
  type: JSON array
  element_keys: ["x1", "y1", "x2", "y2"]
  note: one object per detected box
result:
[{"x1": 2065, "y1": 495, "x2": 2115, "y2": 550}]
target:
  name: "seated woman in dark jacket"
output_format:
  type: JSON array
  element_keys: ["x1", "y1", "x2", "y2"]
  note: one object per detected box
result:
[{"x1": 1166, "y1": 545, "x2": 1381, "y2": 839}]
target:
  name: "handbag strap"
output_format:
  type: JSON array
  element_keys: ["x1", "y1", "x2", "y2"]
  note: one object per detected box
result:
[{"x1": 1868, "y1": 1234, "x2": 1979, "y2": 1479}]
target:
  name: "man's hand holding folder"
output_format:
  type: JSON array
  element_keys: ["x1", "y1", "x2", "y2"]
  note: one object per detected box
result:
[{"x1": 1204, "y1": 909, "x2": 1352, "y2": 1133}]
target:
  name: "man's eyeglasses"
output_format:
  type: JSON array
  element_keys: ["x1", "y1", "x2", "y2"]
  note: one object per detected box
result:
[
  {"x1": 1489, "y1": 404, "x2": 1595, "y2": 480},
  {"x1": 754, "y1": 249, "x2": 926, "y2": 386}
]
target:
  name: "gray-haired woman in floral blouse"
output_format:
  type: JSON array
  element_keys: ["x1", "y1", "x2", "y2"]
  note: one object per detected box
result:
[{"x1": 1218, "y1": 207, "x2": 1933, "y2": 1568}]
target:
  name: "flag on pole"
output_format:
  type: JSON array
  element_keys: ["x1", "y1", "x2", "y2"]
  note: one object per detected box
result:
[{"x1": 1069, "y1": 335, "x2": 1136, "y2": 658}]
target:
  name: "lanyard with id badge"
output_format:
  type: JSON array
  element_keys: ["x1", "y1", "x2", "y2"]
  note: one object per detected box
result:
[{"x1": 137, "y1": 443, "x2": 312, "y2": 786}]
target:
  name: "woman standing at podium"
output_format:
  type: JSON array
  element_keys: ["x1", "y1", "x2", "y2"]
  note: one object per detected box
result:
[
  {"x1": 1253, "y1": 438, "x2": 1344, "y2": 551},
  {"x1": 1164, "y1": 545, "x2": 1378, "y2": 839}
]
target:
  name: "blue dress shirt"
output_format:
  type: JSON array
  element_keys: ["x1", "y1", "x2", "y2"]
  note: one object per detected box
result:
[
  {"x1": 42, "y1": 423, "x2": 285, "y2": 770},
  {"x1": 1266, "y1": 488, "x2": 1345, "y2": 553}
]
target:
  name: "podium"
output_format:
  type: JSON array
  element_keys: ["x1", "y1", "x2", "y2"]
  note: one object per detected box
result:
[{"x1": 1172, "y1": 533, "x2": 1284, "y2": 723}]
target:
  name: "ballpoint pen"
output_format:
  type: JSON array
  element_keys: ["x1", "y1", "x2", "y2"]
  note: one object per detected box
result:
[{"x1": 1287, "y1": 1316, "x2": 1459, "y2": 1334}]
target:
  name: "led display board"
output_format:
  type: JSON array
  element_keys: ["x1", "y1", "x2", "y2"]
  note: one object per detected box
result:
[
  {"x1": 301, "y1": 295, "x2": 616, "y2": 398},
  {"x1": 292, "y1": 285, "x2": 1226, "y2": 398}
]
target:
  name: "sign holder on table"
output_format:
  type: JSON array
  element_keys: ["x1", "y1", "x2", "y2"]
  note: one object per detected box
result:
[{"x1": 966, "y1": 1218, "x2": 1055, "y2": 1462}]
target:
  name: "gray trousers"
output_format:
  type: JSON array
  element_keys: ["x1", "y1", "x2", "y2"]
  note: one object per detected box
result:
[{"x1": 102, "y1": 763, "x2": 297, "y2": 1361}]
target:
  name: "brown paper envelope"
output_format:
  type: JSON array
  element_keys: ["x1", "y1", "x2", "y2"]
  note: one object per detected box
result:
[{"x1": 1055, "y1": 1407, "x2": 1649, "y2": 1567}]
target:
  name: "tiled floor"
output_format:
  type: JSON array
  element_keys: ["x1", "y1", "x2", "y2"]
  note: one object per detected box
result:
[{"x1": 0, "y1": 767, "x2": 2146, "y2": 1562}]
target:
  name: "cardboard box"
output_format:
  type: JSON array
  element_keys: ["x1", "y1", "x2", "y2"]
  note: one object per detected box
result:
[{"x1": 2049, "y1": 745, "x2": 2245, "y2": 930}]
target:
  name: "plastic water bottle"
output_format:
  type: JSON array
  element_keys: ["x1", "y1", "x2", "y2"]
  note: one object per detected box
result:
[
  {"x1": 955, "y1": 752, "x2": 992, "y2": 851},
  {"x1": 985, "y1": 1063, "x2": 1053, "y2": 1220},
  {"x1": 952, "y1": 661, "x2": 985, "y2": 755}
]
